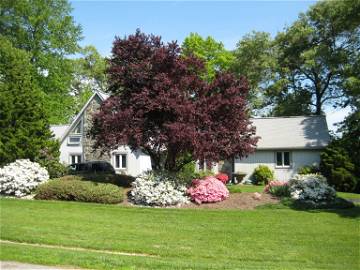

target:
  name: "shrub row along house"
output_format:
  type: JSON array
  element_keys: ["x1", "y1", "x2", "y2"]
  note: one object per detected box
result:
[{"x1": 51, "y1": 90, "x2": 330, "y2": 181}]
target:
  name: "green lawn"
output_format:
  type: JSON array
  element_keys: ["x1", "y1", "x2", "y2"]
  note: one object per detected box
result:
[
  {"x1": 1, "y1": 198, "x2": 359, "y2": 269},
  {"x1": 228, "y1": 184, "x2": 360, "y2": 201},
  {"x1": 228, "y1": 184, "x2": 265, "y2": 193},
  {"x1": 337, "y1": 192, "x2": 360, "y2": 200}
]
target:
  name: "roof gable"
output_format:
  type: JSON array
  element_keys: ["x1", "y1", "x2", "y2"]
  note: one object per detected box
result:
[{"x1": 55, "y1": 91, "x2": 108, "y2": 143}]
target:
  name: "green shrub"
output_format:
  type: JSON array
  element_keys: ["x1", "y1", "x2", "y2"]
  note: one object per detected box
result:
[
  {"x1": 269, "y1": 185, "x2": 290, "y2": 197},
  {"x1": 252, "y1": 165, "x2": 274, "y2": 185},
  {"x1": 175, "y1": 161, "x2": 215, "y2": 185},
  {"x1": 66, "y1": 173, "x2": 135, "y2": 187},
  {"x1": 320, "y1": 146, "x2": 357, "y2": 192},
  {"x1": 297, "y1": 165, "x2": 319, "y2": 175},
  {"x1": 35, "y1": 139, "x2": 68, "y2": 179},
  {"x1": 193, "y1": 170, "x2": 214, "y2": 179},
  {"x1": 35, "y1": 179, "x2": 124, "y2": 204},
  {"x1": 176, "y1": 161, "x2": 197, "y2": 185},
  {"x1": 280, "y1": 197, "x2": 354, "y2": 210}
]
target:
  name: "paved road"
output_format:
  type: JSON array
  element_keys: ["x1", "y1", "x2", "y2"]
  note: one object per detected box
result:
[{"x1": 0, "y1": 261, "x2": 82, "y2": 270}]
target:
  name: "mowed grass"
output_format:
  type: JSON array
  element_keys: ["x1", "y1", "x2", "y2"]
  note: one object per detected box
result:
[
  {"x1": 228, "y1": 184, "x2": 264, "y2": 193},
  {"x1": 228, "y1": 184, "x2": 360, "y2": 201},
  {"x1": 0, "y1": 198, "x2": 359, "y2": 270}
]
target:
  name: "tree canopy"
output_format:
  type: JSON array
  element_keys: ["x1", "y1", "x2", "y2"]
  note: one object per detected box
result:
[
  {"x1": 91, "y1": 30, "x2": 258, "y2": 171},
  {"x1": 182, "y1": 33, "x2": 235, "y2": 81},
  {"x1": 0, "y1": 0, "x2": 82, "y2": 124},
  {"x1": 231, "y1": 31, "x2": 277, "y2": 113},
  {"x1": 71, "y1": 45, "x2": 107, "y2": 113},
  {"x1": 268, "y1": 0, "x2": 360, "y2": 115}
]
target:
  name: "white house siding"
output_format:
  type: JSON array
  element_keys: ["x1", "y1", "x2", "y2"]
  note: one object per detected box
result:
[
  {"x1": 110, "y1": 146, "x2": 152, "y2": 176},
  {"x1": 59, "y1": 140, "x2": 83, "y2": 164},
  {"x1": 234, "y1": 150, "x2": 322, "y2": 182}
]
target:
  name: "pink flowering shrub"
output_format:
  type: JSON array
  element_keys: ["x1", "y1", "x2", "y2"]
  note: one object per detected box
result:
[
  {"x1": 187, "y1": 176, "x2": 229, "y2": 204},
  {"x1": 215, "y1": 173, "x2": 229, "y2": 184}
]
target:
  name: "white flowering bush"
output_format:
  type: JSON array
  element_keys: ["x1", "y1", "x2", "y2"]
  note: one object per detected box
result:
[
  {"x1": 0, "y1": 159, "x2": 49, "y2": 197},
  {"x1": 288, "y1": 174, "x2": 336, "y2": 203},
  {"x1": 131, "y1": 172, "x2": 189, "y2": 206}
]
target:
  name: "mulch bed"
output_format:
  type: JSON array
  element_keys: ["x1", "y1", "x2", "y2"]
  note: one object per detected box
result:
[
  {"x1": 181, "y1": 192, "x2": 280, "y2": 210},
  {"x1": 122, "y1": 188, "x2": 280, "y2": 210}
]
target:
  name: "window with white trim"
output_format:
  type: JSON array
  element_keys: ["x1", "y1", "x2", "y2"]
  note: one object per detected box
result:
[
  {"x1": 113, "y1": 153, "x2": 127, "y2": 169},
  {"x1": 69, "y1": 154, "x2": 82, "y2": 164},
  {"x1": 68, "y1": 136, "x2": 81, "y2": 145},
  {"x1": 276, "y1": 151, "x2": 291, "y2": 167}
]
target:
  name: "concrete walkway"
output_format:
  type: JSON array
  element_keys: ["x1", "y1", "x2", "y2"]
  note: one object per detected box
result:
[{"x1": 0, "y1": 261, "x2": 82, "y2": 270}]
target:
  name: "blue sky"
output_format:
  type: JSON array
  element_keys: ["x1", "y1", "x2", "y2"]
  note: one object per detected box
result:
[
  {"x1": 71, "y1": 1, "x2": 316, "y2": 56},
  {"x1": 70, "y1": 0, "x2": 350, "y2": 131}
]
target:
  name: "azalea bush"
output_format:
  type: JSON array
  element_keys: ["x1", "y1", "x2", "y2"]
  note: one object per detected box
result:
[
  {"x1": 187, "y1": 176, "x2": 229, "y2": 204},
  {"x1": 264, "y1": 181, "x2": 290, "y2": 197},
  {"x1": 215, "y1": 173, "x2": 229, "y2": 184},
  {"x1": 288, "y1": 174, "x2": 336, "y2": 203},
  {"x1": 130, "y1": 172, "x2": 189, "y2": 207},
  {"x1": 0, "y1": 159, "x2": 49, "y2": 197}
]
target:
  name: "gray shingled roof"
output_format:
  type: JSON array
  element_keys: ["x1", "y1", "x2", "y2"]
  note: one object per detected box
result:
[
  {"x1": 50, "y1": 125, "x2": 69, "y2": 140},
  {"x1": 250, "y1": 116, "x2": 330, "y2": 150}
]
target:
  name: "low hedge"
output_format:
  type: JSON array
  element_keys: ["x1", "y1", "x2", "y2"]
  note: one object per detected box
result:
[
  {"x1": 65, "y1": 173, "x2": 135, "y2": 187},
  {"x1": 35, "y1": 179, "x2": 124, "y2": 204}
]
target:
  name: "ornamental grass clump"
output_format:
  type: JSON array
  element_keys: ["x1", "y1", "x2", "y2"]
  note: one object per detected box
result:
[
  {"x1": 187, "y1": 176, "x2": 229, "y2": 204},
  {"x1": 130, "y1": 172, "x2": 189, "y2": 207},
  {"x1": 0, "y1": 159, "x2": 49, "y2": 197},
  {"x1": 288, "y1": 174, "x2": 336, "y2": 203}
]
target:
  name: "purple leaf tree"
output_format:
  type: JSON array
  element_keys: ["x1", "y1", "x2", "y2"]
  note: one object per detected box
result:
[{"x1": 91, "y1": 30, "x2": 258, "y2": 172}]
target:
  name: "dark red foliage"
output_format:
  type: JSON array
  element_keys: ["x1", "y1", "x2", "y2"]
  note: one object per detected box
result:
[{"x1": 91, "y1": 30, "x2": 258, "y2": 171}]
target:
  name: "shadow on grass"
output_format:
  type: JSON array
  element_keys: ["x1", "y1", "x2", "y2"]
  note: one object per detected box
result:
[{"x1": 257, "y1": 198, "x2": 360, "y2": 219}]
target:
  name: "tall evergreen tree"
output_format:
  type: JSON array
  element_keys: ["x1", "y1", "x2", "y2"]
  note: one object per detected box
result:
[{"x1": 0, "y1": 36, "x2": 56, "y2": 166}]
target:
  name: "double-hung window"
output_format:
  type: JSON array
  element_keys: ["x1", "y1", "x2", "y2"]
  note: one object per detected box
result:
[
  {"x1": 69, "y1": 154, "x2": 82, "y2": 164},
  {"x1": 276, "y1": 151, "x2": 291, "y2": 167},
  {"x1": 113, "y1": 153, "x2": 127, "y2": 170}
]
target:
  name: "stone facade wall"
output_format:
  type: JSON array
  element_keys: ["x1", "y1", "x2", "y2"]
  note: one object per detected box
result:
[{"x1": 82, "y1": 96, "x2": 111, "y2": 162}]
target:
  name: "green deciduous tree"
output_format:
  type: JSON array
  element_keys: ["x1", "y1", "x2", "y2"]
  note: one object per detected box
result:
[
  {"x1": 0, "y1": 36, "x2": 59, "y2": 169},
  {"x1": 182, "y1": 33, "x2": 235, "y2": 80},
  {"x1": 71, "y1": 45, "x2": 107, "y2": 112},
  {"x1": 0, "y1": 0, "x2": 82, "y2": 123},
  {"x1": 270, "y1": 0, "x2": 360, "y2": 115},
  {"x1": 232, "y1": 31, "x2": 277, "y2": 112}
]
